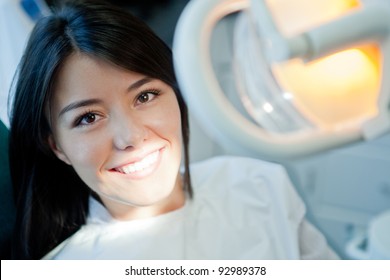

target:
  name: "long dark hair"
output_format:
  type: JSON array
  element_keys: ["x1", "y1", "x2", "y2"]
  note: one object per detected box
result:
[{"x1": 9, "y1": 0, "x2": 191, "y2": 259}]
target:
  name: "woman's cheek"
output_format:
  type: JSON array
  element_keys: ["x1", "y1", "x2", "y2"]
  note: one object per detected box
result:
[{"x1": 64, "y1": 132, "x2": 110, "y2": 168}]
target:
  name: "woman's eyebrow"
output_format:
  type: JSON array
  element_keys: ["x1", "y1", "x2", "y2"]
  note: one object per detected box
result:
[
  {"x1": 127, "y1": 77, "x2": 153, "y2": 92},
  {"x1": 58, "y1": 99, "x2": 103, "y2": 118}
]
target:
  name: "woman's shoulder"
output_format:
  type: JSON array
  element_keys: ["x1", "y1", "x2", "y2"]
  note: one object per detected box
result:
[{"x1": 188, "y1": 155, "x2": 305, "y2": 218}]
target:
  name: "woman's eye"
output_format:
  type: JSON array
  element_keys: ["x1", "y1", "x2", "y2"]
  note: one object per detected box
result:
[
  {"x1": 136, "y1": 91, "x2": 160, "y2": 105},
  {"x1": 76, "y1": 112, "x2": 100, "y2": 126}
]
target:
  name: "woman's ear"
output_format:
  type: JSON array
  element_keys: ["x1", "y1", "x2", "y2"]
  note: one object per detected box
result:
[{"x1": 47, "y1": 135, "x2": 71, "y2": 165}]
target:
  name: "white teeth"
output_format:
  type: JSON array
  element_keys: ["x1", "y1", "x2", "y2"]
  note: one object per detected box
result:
[{"x1": 115, "y1": 151, "x2": 159, "y2": 174}]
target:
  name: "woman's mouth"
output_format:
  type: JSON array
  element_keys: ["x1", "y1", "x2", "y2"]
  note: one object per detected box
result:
[{"x1": 114, "y1": 150, "x2": 160, "y2": 175}]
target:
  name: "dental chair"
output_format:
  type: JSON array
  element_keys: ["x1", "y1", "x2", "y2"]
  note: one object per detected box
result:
[{"x1": 0, "y1": 120, "x2": 14, "y2": 259}]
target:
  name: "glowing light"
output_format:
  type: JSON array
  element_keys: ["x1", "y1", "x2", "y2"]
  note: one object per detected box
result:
[
  {"x1": 263, "y1": 103, "x2": 274, "y2": 113},
  {"x1": 265, "y1": 0, "x2": 381, "y2": 126},
  {"x1": 282, "y1": 92, "x2": 293, "y2": 100}
]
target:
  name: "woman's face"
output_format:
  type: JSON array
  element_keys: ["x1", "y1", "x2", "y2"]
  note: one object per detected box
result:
[{"x1": 48, "y1": 53, "x2": 184, "y2": 219}]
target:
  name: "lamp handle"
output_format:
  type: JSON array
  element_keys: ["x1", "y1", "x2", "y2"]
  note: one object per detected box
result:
[{"x1": 250, "y1": 0, "x2": 390, "y2": 62}]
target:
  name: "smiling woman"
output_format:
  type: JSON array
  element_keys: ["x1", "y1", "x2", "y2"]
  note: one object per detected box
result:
[{"x1": 9, "y1": 0, "x2": 338, "y2": 260}]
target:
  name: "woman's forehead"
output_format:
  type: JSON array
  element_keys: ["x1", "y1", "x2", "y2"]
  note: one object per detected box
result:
[{"x1": 54, "y1": 54, "x2": 146, "y2": 94}]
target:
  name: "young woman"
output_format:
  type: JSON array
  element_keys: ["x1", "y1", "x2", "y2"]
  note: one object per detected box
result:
[{"x1": 9, "y1": 0, "x2": 338, "y2": 259}]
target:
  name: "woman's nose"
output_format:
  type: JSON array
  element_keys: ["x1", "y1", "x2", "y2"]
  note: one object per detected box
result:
[{"x1": 112, "y1": 112, "x2": 148, "y2": 150}]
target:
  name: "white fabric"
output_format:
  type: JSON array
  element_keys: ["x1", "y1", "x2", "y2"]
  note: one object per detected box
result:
[{"x1": 44, "y1": 156, "x2": 339, "y2": 260}]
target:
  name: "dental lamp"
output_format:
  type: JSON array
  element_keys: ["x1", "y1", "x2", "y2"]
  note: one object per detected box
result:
[
  {"x1": 173, "y1": 0, "x2": 390, "y2": 259},
  {"x1": 173, "y1": 0, "x2": 390, "y2": 160}
]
